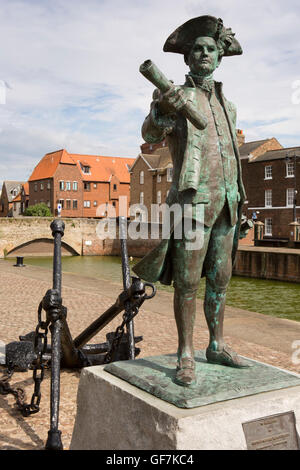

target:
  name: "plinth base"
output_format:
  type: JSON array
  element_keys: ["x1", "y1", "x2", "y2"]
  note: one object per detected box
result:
[{"x1": 70, "y1": 353, "x2": 300, "y2": 450}]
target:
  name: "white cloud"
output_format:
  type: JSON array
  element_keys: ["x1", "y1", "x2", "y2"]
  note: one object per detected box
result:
[{"x1": 0, "y1": 0, "x2": 300, "y2": 182}]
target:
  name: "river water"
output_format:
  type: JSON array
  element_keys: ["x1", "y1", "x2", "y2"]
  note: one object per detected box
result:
[{"x1": 5, "y1": 256, "x2": 300, "y2": 321}]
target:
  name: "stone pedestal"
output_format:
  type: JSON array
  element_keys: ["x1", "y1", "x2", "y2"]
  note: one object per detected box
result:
[{"x1": 70, "y1": 353, "x2": 300, "y2": 450}]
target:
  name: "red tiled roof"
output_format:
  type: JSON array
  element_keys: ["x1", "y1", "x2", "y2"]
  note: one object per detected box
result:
[
  {"x1": 29, "y1": 149, "x2": 134, "y2": 183},
  {"x1": 73, "y1": 154, "x2": 134, "y2": 183},
  {"x1": 12, "y1": 181, "x2": 29, "y2": 202},
  {"x1": 12, "y1": 192, "x2": 21, "y2": 202},
  {"x1": 22, "y1": 182, "x2": 29, "y2": 196},
  {"x1": 29, "y1": 150, "x2": 76, "y2": 181}
]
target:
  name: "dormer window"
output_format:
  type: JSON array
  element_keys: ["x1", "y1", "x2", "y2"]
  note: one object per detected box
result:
[{"x1": 80, "y1": 162, "x2": 91, "y2": 174}]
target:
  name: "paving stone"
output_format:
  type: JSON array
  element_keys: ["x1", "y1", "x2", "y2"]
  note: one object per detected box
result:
[{"x1": 0, "y1": 260, "x2": 299, "y2": 450}]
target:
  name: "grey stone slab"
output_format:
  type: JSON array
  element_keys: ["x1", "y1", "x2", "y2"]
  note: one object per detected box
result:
[{"x1": 104, "y1": 350, "x2": 300, "y2": 408}]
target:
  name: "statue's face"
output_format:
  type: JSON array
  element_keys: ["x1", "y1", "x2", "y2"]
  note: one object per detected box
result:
[{"x1": 187, "y1": 36, "x2": 220, "y2": 76}]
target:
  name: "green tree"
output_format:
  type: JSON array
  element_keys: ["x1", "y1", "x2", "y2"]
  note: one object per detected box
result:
[{"x1": 24, "y1": 203, "x2": 52, "y2": 217}]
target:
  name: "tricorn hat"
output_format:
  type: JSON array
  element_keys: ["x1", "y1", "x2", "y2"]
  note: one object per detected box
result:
[{"x1": 163, "y1": 15, "x2": 242, "y2": 57}]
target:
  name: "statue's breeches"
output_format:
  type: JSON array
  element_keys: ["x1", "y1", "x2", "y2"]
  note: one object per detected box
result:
[{"x1": 172, "y1": 203, "x2": 235, "y2": 294}]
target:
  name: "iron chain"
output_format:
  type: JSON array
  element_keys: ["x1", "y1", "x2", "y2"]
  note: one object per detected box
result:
[
  {"x1": 0, "y1": 301, "x2": 50, "y2": 417},
  {"x1": 104, "y1": 304, "x2": 139, "y2": 364}
]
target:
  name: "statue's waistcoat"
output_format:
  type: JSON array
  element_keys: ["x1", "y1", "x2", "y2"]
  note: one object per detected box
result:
[{"x1": 167, "y1": 82, "x2": 242, "y2": 227}]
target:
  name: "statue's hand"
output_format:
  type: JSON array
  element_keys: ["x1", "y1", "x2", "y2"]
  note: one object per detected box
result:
[
  {"x1": 179, "y1": 188, "x2": 197, "y2": 204},
  {"x1": 158, "y1": 86, "x2": 187, "y2": 115},
  {"x1": 239, "y1": 216, "x2": 253, "y2": 240}
]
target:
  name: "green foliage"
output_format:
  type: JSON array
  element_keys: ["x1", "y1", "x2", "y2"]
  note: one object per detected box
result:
[{"x1": 24, "y1": 203, "x2": 52, "y2": 217}]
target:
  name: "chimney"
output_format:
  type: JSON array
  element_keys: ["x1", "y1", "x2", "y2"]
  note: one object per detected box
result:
[
  {"x1": 236, "y1": 129, "x2": 245, "y2": 147},
  {"x1": 140, "y1": 139, "x2": 167, "y2": 154}
]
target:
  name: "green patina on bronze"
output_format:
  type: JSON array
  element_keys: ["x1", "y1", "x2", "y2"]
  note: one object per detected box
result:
[
  {"x1": 104, "y1": 351, "x2": 300, "y2": 409},
  {"x1": 132, "y1": 15, "x2": 252, "y2": 386}
]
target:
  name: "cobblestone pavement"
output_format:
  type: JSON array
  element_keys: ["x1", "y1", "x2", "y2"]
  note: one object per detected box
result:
[{"x1": 0, "y1": 261, "x2": 300, "y2": 450}]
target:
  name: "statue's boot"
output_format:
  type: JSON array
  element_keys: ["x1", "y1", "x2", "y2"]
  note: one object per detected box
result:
[
  {"x1": 206, "y1": 344, "x2": 249, "y2": 368},
  {"x1": 204, "y1": 282, "x2": 250, "y2": 368},
  {"x1": 175, "y1": 357, "x2": 196, "y2": 387},
  {"x1": 173, "y1": 285, "x2": 198, "y2": 387}
]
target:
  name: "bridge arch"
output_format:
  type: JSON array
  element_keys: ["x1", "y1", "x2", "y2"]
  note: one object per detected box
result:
[{"x1": 7, "y1": 238, "x2": 80, "y2": 257}]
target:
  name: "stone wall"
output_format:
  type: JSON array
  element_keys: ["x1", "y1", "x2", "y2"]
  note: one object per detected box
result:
[
  {"x1": 2, "y1": 218, "x2": 300, "y2": 283},
  {"x1": 0, "y1": 217, "x2": 160, "y2": 259},
  {"x1": 233, "y1": 248, "x2": 300, "y2": 282}
]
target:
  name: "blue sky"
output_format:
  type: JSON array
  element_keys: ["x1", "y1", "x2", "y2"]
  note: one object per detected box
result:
[{"x1": 0, "y1": 0, "x2": 300, "y2": 187}]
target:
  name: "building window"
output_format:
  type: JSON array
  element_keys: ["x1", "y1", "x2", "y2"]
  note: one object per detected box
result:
[
  {"x1": 286, "y1": 161, "x2": 295, "y2": 177},
  {"x1": 34, "y1": 183, "x2": 37, "y2": 192},
  {"x1": 81, "y1": 164, "x2": 90, "y2": 174},
  {"x1": 157, "y1": 174, "x2": 161, "y2": 183},
  {"x1": 73, "y1": 181, "x2": 78, "y2": 191},
  {"x1": 47, "y1": 201, "x2": 50, "y2": 207},
  {"x1": 47, "y1": 181, "x2": 51, "y2": 190},
  {"x1": 167, "y1": 167, "x2": 173, "y2": 182},
  {"x1": 265, "y1": 218, "x2": 272, "y2": 236},
  {"x1": 73, "y1": 200, "x2": 78, "y2": 210},
  {"x1": 113, "y1": 184, "x2": 117, "y2": 191},
  {"x1": 59, "y1": 181, "x2": 64, "y2": 191},
  {"x1": 93, "y1": 200, "x2": 97, "y2": 207},
  {"x1": 59, "y1": 199, "x2": 64, "y2": 209},
  {"x1": 66, "y1": 181, "x2": 71, "y2": 191},
  {"x1": 40, "y1": 182, "x2": 44, "y2": 190},
  {"x1": 13, "y1": 202, "x2": 16, "y2": 210},
  {"x1": 84, "y1": 200, "x2": 91, "y2": 208},
  {"x1": 140, "y1": 192, "x2": 144, "y2": 205},
  {"x1": 265, "y1": 166, "x2": 272, "y2": 179},
  {"x1": 93, "y1": 183, "x2": 97, "y2": 189},
  {"x1": 112, "y1": 201, "x2": 116, "y2": 207},
  {"x1": 66, "y1": 199, "x2": 71, "y2": 209},
  {"x1": 265, "y1": 189, "x2": 272, "y2": 207},
  {"x1": 287, "y1": 188, "x2": 295, "y2": 207},
  {"x1": 84, "y1": 182, "x2": 91, "y2": 191},
  {"x1": 139, "y1": 171, "x2": 144, "y2": 185},
  {"x1": 157, "y1": 190, "x2": 161, "y2": 204}
]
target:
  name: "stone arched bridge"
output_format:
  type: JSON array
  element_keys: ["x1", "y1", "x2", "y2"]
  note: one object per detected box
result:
[
  {"x1": 0, "y1": 217, "x2": 101, "y2": 258},
  {"x1": 0, "y1": 217, "x2": 159, "y2": 258}
]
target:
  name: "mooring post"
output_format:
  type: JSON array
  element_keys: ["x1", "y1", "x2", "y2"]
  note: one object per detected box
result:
[
  {"x1": 45, "y1": 219, "x2": 64, "y2": 451},
  {"x1": 119, "y1": 216, "x2": 135, "y2": 360}
]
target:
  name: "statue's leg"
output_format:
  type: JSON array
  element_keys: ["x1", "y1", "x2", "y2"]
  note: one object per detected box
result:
[
  {"x1": 172, "y1": 220, "x2": 210, "y2": 385},
  {"x1": 203, "y1": 205, "x2": 249, "y2": 368}
]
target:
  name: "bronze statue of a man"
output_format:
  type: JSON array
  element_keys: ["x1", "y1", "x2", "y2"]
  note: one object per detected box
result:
[{"x1": 134, "y1": 15, "x2": 248, "y2": 386}]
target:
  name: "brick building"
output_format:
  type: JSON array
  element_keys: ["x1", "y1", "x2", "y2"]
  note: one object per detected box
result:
[
  {"x1": 130, "y1": 146, "x2": 173, "y2": 221},
  {"x1": 28, "y1": 149, "x2": 134, "y2": 218},
  {"x1": 241, "y1": 146, "x2": 300, "y2": 239},
  {"x1": 9, "y1": 182, "x2": 30, "y2": 217},
  {"x1": 131, "y1": 129, "x2": 255, "y2": 222},
  {"x1": 0, "y1": 181, "x2": 24, "y2": 217},
  {"x1": 20, "y1": 182, "x2": 30, "y2": 214},
  {"x1": 131, "y1": 131, "x2": 298, "y2": 241}
]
